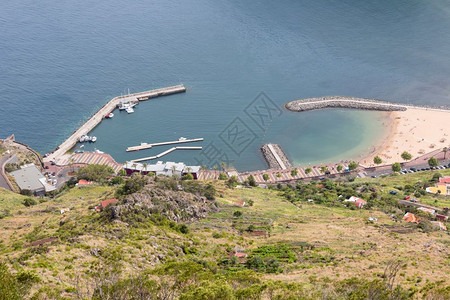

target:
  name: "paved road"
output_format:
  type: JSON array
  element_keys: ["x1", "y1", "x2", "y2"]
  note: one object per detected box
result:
[
  {"x1": 398, "y1": 200, "x2": 441, "y2": 212},
  {"x1": 0, "y1": 154, "x2": 14, "y2": 190}
]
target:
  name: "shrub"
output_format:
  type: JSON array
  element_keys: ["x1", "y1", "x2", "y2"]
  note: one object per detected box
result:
[
  {"x1": 233, "y1": 211, "x2": 242, "y2": 217},
  {"x1": 178, "y1": 224, "x2": 189, "y2": 234},
  {"x1": 182, "y1": 173, "x2": 194, "y2": 180},
  {"x1": 22, "y1": 198, "x2": 37, "y2": 207},
  {"x1": 226, "y1": 176, "x2": 239, "y2": 188},
  {"x1": 20, "y1": 189, "x2": 32, "y2": 196},
  {"x1": 110, "y1": 176, "x2": 124, "y2": 185},
  {"x1": 218, "y1": 173, "x2": 228, "y2": 180}
]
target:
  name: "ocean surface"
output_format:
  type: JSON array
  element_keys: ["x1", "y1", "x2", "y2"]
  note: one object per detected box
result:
[{"x1": 2, "y1": 0, "x2": 450, "y2": 171}]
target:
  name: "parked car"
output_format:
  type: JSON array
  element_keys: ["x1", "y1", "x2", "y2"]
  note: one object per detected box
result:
[
  {"x1": 410, "y1": 199, "x2": 418, "y2": 203},
  {"x1": 390, "y1": 191, "x2": 398, "y2": 195},
  {"x1": 405, "y1": 196, "x2": 410, "y2": 200}
]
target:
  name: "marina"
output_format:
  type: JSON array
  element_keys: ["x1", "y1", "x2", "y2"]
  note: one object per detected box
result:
[
  {"x1": 126, "y1": 137, "x2": 204, "y2": 152},
  {"x1": 43, "y1": 84, "x2": 186, "y2": 163},
  {"x1": 131, "y1": 146, "x2": 203, "y2": 162}
]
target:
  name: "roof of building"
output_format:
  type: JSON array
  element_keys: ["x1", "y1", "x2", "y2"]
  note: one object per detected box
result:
[
  {"x1": 77, "y1": 179, "x2": 93, "y2": 185},
  {"x1": 101, "y1": 198, "x2": 118, "y2": 208},
  {"x1": 403, "y1": 212, "x2": 420, "y2": 223},
  {"x1": 439, "y1": 176, "x2": 450, "y2": 184},
  {"x1": 234, "y1": 252, "x2": 248, "y2": 258},
  {"x1": 417, "y1": 207, "x2": 435, "y2": 214},
  {"x1": 164, "y1": 162, "x2": 186, "y2": 172},
  {"x1": 10, "y1": 164, "x2": 45, "y2": 192}
]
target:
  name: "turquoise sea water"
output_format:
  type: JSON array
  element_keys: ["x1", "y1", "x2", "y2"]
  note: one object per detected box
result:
[{"x1": 1, "y1": 0, "x2": 450, "y2": 171}]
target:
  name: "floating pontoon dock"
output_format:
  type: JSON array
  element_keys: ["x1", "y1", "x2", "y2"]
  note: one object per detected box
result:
[
  {"x1": 131, "y1": 146, "x2": 202, "y2": 162},
  {"x1": 126, "y1": 137, "x2": 204, "y2": 152},
  {"x1": 44, "y1": 84, "x2": 186, "y2": 163}
]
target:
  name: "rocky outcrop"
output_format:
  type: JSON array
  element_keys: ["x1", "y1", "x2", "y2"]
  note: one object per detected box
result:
[
  {"x1": 109, "y1": 181, "x2": 218, "y2": 224},
  {"x1": 285, "y1": 96, "x2": 408, "y2": 112}
]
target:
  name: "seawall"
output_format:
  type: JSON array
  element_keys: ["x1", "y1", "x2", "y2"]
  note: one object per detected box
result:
[
  {"x1": 285, "y1": 96, "x2": 409, "y2": 112},
  {"x1": 261, "y1": 143, "x2": 293, "y2": 170}
]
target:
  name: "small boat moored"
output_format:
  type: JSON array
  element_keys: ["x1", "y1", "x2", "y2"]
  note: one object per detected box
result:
[
  {"x1": 126, "y1": 107, "x2": 134, "y2": 114},
  {"x1": 106, "y1": 112, "x2": 114, "y2": 118}
]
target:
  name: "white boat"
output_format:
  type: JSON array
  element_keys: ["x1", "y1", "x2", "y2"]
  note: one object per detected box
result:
[
  {"x1": 126, "y1": 107, "x2": 134, "y2": 114},
  {"x1": 118, "y1": 102, "x2": 130, "y2": 110},
  {"x1": 79, "y1": 135, "x2": 87, "y2": 143},
  {"x1": 91, "y1": 136, "x2": 97, "y2": 142},
  {"x1": 94, "y1": 148, "x2": 104, "y2": 154},
  {"x1": 178, "y1": 137, "x2": 187, "y2": 141},
  {"x1": 106, "y1": 112, "x2": 114, "y2": 118}
]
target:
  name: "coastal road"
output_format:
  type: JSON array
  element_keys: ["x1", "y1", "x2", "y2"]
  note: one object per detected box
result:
[{"x1": 0, "y1": 154, "x2": 15, "y2": 191}]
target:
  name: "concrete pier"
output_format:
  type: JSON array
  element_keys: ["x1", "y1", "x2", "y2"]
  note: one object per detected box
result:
[
  {"x1": 261, "y1": 143, "x2": 292, "y2": 170},
  {"x1": 44, "y1": 85, "x2": 186, "y2": 163},
  {"x1": 131, "y1": 146, "x2": 202, "y2": 162},
  {"x1": 126, "y1": 138, "x2": 204, "y2": 152}
]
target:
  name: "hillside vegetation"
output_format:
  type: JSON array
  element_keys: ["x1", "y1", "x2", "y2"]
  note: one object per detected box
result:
[{"x1": 0, "y1": 169, "x2": 448, "y2": 299}]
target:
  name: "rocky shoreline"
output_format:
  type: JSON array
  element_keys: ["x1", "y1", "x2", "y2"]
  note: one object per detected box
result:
[
  {"x1": 285, "y1": 96, "x2": 408, "y2": 112},
  {"x1": 261, "y1": 144, "x2": 293, "y2": 170}
]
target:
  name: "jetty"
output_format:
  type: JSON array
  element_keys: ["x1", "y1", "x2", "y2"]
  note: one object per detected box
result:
[
  {"x1": 131, "y1": 146, "x2": 202, "y2": 162},
  {"x1": 261, "y1": 143, "x2": 292, "y2": 170},
  {"x1": 126, "y1": 138, "x2": 204, "y2": 152},
  {"x1": 285, "y1": 96, "x2": 408, "y2": 112},
  {"x1": 285, "y1": 96, "x2": 450, "y2": 113},
  {"x1": 44, "y1": 85, "x2": 186, "y2": 163}
]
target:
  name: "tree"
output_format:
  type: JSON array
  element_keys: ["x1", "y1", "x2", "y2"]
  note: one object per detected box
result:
[
  {"x1": 142, "y1": 163, "x2": 148, "y2": 174},
  {"x1": 77, "y1": 164, "x2": 114, "y2": 182},
  {"x1": 291, "y1": 169, "x2": 298, "y2": 177},
  {"x1": 428, "y1": 157, "x2": 439, "y2": 167},
  {"x1": 305, "y1": 168, "x2": 312, "y2": 175},
  {"x1": 373, "y1": 156, "x2": 382, "y2": 165},
  {"x1": 182, "y1": 173, "x2": 194, "y2": 180},
  {"x1": 262, "y1": 174, "x2": 269, "y2": 181},
  {"x1": 247, "y1": 175, "x2": 256, "y2": 187},
  {"x1": 392, "y1": 162, "x2": 401, "y2": 172},
  {"x1": 320, "y1": 166, "x2": 328, "y2": 174},
  {"x1": 337, "y1": 165, "x2": 343, "y2": 172},
  {"x1": 226, "y1": 175, "x2": 239, "y2": 188},
  {"x1": 218, "y1": 173, "x2": 228, "y2": 180},
  {"x1": 401, "y1": 151, "x2": 412, "y2": 161},
  {"x1": 116, "y1": 174, "x2": 147, "y2": 196},
  {"x1": 443, "y1": 147, "x2": 448, "y2": 159},
  {"x1": 348, "y1": 161, "x2": 358, "y2": 171}
]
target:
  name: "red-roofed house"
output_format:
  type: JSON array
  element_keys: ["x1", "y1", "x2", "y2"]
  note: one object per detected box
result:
[
  {"x1": 234, "y1": 252, "x2": 248, "y2": 258},
  {"x1": 439, "y1": 176, "x2": 450, "y2": 184},
  {"x1": 435, "y1": 214, "x2": 449, "y2": 221},
  {"x1": 344, "y1": 196, "x2": 367, "y2": 208},
  {"x1": 95, "y1": 198, "x2": 118, "y2": 212},
  {"x1": 76, "y1": 179, "x2": 93, "y2": 186},
  {"x1": 403, "y1": 212, "x2": 420, "y2": 224}
]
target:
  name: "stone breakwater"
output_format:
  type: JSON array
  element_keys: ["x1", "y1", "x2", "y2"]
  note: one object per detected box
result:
[
  {"x1": 285, "y1": 96, "x2": 408, "y2": 112},
  {"x1": 261, "y1": 144, "x2": 293, "y2": 170}
]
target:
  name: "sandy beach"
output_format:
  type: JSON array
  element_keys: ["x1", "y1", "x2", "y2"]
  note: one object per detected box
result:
[{"x1": 361, "y1": 108, "x2": 450, "y2": 166}]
